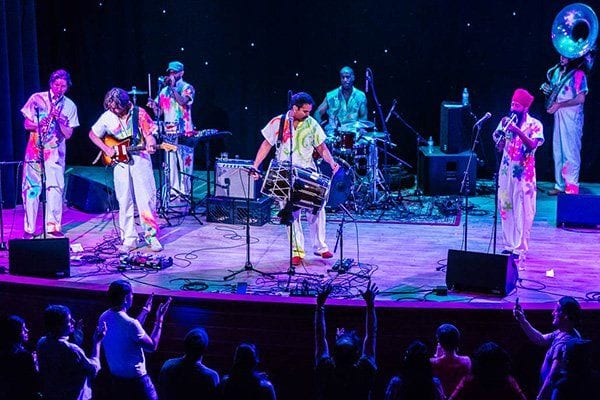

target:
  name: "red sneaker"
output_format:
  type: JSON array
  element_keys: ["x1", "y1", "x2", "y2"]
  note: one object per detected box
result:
[
  {"x1": 292, "y1": 256, "x2": 303, "y2": 266},
  {"x1": 314, "y1": 251, "x2": 334, "y2": 259}
]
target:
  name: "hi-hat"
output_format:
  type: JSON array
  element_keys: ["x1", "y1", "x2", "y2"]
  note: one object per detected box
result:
[
  {"x1": 340, "y1": 120, "x2": 375, "y2": 131},
  {"x1": 128, "y1": 88, "x2": 148, "y2": 95}
]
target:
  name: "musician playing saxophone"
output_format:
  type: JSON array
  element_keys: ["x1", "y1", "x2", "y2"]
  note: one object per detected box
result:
[
  {"x1": 21, "y1": 69, "x2": 79, "y2": 238},
  {"x1": 542, "y1": 55, "x2": 591, "y2": 195},
  {"x1": 252, "y1": 92, "x2": 339, "y2": 266},
  {"x1": 88, "y1": 88, "x2": 163, "y2": 253}
]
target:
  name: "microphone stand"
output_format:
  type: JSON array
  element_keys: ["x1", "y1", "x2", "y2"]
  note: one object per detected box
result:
[
  {"x1": 223, "y1": 167, "x2": 273, "y2": 281},
  {"x1": 153, "y1": 79, "x2": 173, "y2": 226},
  {"x1": 460, "y1": 122, "x2": 483, "y2": 251},
  {"x1": 365, "y1": 70, "x2": 403, "y2": 214},
  {"x1": 35, "y1": 106, "x2": 48, "y2": 239}
]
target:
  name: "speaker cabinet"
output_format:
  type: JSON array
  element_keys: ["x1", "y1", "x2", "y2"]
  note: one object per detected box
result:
[
  {"x1": 556, "y1": 193, "x2": 600, "y2": 228},
  {"x1": 66, "y1": 173, "x2": 117, "y2": 213},
  {"x1": 440, "y1": 102, "x2": 472, "y2": 154},
  {"x1": 215, "y1": 159, "x2": 262, "y2": 199},
  {"x1": 9, "y1": 238, "x2": 70, "y2": 278},
  {"x1": 418, "y1": 147, "x2": 476, "y2": 195},
  {"x1": 446, "y1": 249, "x2": 517, "y2": 296}
]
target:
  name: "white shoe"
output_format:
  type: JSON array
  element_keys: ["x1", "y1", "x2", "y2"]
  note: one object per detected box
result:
[{"x1": 149, "y1": 237, "x2": 163, "y2": 252}]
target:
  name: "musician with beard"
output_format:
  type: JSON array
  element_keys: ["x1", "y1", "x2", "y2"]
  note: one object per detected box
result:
[
  {"x1": 314, "y1": 66, "x2": 368, "y2": 136},
  {"x1": 89, "y1": 88, "x2": 162, "y2": 253},
  {"x1": 147, "y1": 61, "x2": 196, "y2": 199},
  {"x1": 493, "y1": 89, "x2": 544, "y2": 264},
  {"x1": 542, "y1": 55, "x2": 590, "y2": 195},
  {"x1": 252, "y1": 92, "x2": 339, "y2": 266},
  {"x1": 21, "y1": 69, "x2": 80, "y2": 238}
]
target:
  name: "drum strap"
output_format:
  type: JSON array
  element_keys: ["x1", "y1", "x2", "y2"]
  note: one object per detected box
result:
[{"x1": 276, "y1": 113, "x2": 286, "y2": 150}]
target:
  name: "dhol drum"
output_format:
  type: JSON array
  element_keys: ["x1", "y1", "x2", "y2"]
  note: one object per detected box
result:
[
  {"x1": 317, "y1": 158, "x2": 353, "y2": 209},
  {"x1": 261, "y1": 160, "x2": 331, "y2": 213}
]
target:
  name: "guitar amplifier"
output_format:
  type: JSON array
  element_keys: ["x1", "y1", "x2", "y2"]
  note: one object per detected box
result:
[{"x1": 215, "y1": 159, "x2": 262, "y2": 199}]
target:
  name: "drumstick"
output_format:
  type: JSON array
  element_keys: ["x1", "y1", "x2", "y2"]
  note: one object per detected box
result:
[{"x1": 147, "y1": 73, "x2": 152, "y2": 99}]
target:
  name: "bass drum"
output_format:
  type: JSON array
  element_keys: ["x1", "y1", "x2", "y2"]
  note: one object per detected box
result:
[{"x1": 317, "y1": 157, "x2": 353, "y2": 209}]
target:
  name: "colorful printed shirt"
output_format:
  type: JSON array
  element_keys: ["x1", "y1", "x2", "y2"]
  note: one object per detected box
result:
[
  {"x1": 551, "y1": 68, "x2": 588, "y2": 105},
  {"x1": 156, "y1": 80, "x2": 195, "y2": 134},
  {"x1": 91, "y1": 106, "x2": 157, "y2": 143},
  {"x1": 21, "y1": 91, "x2": 79, "y2": 162},
  {"x1": 261, "y1": 114, "x2": 326, "y2": 170},
  {"x1": 324, "y1": 86, "x2": 368, "y2": 135},
  {"x1": 493, "y1": 113, "x2": 544, "y2": 183}
]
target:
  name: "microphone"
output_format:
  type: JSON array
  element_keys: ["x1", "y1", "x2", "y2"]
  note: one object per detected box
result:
[
  {"x1": 474, "y1": 112, "x2": 492, "y2": 127},
  {"x1": 385, "y1": 99, "x2": 398, "y2": 123},
  {"x1": 365, "y1": 69, "x2": 370, "y2": 93}
]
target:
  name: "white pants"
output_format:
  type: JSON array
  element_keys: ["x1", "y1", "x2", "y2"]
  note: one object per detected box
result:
[
  {"x1": 498, "y1": 178, "x2": 537, "y2": 255},
  {"x1": 22, "y1": 156, "x2": 65, "y2": 234},
  {"x1": 167, "y1": 144, "x2": 194, "y2": 196},
  {"x1": 553, "y1": 108, "x2": 583, "y2": 194},
  {"x1": 113, "y1": 153, "x2": 159, "y2": 247},
  {"x1": 280, "y1": 202, "x2": 328, "y2": 258}
]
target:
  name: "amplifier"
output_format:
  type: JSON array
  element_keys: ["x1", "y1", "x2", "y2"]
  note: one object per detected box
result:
[
  {"x1": 215, "y1": 159, "x2": 262, "y2": 199},
  {"x1": 206, "y1": 196, "x2": 273, "y2": 226}
]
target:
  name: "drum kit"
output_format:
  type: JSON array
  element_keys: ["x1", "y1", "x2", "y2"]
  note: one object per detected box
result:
[{"x1": 319, "y1": 120, "x2": 402, "y2": 213}]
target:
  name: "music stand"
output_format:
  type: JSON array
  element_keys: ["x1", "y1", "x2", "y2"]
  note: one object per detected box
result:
[{"x1": 0, "y1": 161, "x2": 23, "y2": 250}]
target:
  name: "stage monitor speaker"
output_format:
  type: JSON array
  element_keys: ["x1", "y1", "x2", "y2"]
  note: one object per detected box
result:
[
  {"x1": 66, "y1": 173, "x2": 117, "y2": 213},
  {"x1": 556, "y1": 193, "x2": 600, "y2": 228},
  {"x1": 215, "y1": 159, "x2": 262, "y2": 199},
  {"x1": 440, "y1": 102, "x2": 472, "y2": 154},
  {"x1": 446, "y1": 249, "x2": 517, "y2": 296},
  {"x1": 9, "y1": 238, "x2": 70, "y2": 278},
  {"x1": 418, "y1": 147, "x2": 476, "y2": 195}
]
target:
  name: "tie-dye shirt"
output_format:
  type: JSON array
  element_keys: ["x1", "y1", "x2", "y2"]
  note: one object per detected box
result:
[
  {"x1": 324, "y1": 87, "x2": 367, "y2": 135},
  {"x1": 156, "y1": 80, "x2": 195, "y2": 134},
  {"x1": 493, "y1": 113, "x2": 544, "y2": 183},
  {"x1": 21, "y1": 91, "x2": 79, "y2": 162},
  {"x1": 91, "y1": 107, "x2": 157, "y2": 143},
  {"x1": 261, "y1": 114, "x2": 326, "y2": 170}
]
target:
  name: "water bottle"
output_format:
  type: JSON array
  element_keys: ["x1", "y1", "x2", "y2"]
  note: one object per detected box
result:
[
  {"x1": 462, "y1": 88, "x2": 469, "y2": 106},
  {"x1": 427, "y1": 136, "x2": 434, "y2": 154}
]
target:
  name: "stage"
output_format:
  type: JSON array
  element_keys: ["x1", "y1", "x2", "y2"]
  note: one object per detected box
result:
[
  {"x1": 2, "y1": 169, "x2": 600, "y2": 400},
  {"x1": 1, "y1": 166, "x2": 599, "y2": 305}
]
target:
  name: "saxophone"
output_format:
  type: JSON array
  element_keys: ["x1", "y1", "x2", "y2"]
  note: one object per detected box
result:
[{"x1": 41, "y1": 97, "x2": 65, "y2": 138}]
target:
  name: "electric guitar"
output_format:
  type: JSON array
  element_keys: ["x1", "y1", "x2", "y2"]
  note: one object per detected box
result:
[{"x1": 101, "y1": 136, "x2": 177, "y2": 166}]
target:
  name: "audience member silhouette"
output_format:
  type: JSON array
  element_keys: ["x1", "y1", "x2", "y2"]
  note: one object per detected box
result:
[
  {"x1": 551, "y1": 338, "x2": 600, "y2": 400},
  {"x1": 385, "y1": 340, "x2": 445, "y2": 400},
  {"x1": 0, "y1": 314, "x2": 40, "y2": 400},
  {"x1": 218, "y1": 342, "x2": 276, "y2": 400},
  {"x1": 430, "y1": 323, "x2": 471, "y2": 398},
  {"x1": 98, "y1": 280, "x2": 172, "y2": 400},
  {"x1": 315, "y1": 282, "x2": 378, "y2": 400},
  {"x1": 159, "y1": 327, "x2": 220, "y2": 400},
  {"x1": 36, "y1": 305, "x2": 106, "y2": 400},
  {"x1": 514, "y1": 296, "x2": 581, "y2": 400},
  {"x1": 449, "y1": 341, "x2": 526, "y2": 400}
]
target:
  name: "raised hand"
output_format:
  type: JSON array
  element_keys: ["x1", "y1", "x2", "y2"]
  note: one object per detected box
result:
[
  {"x1": 359, "y1": 281, "x2": 379, "y2": 307},
  {"x1": 156, "y1": 297, "x2": 172, "y2": 323},
  {"x1": 143, "y1": 293, "x2": 154, "y2": 313},
  {"x1": 94, "y1": 321, "x2": 107, "y2": 342},
  {"x1": 316, "y1": 284, "x2": 333, "y2": 308}
]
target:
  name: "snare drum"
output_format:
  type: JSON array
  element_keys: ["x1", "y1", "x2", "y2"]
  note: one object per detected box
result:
[{"x1": 261, "y1": 160, "x2": 331, "y2": 212}]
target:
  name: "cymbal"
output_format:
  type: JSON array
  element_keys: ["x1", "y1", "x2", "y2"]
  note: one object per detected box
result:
[
  {"x1": 340, "y1": 120, "x2": 375, "y2": 131},
  {"x1": 128, "y1": 88, "x2": 148, "y2": 95}
]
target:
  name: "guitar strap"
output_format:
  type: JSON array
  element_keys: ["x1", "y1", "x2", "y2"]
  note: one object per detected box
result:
[{"x1": 131, "y1": 106, "x2": 140, "y2": 146}]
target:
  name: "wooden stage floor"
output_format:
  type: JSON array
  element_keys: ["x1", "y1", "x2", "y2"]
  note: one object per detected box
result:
[{"x1": 1, "y1": 171, "x2": 599, "y2": 306}]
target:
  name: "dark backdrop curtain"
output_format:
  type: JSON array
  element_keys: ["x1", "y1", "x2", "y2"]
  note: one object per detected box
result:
[{"x1": 0, "y1": 0, "x2": 39, "y2": 209}]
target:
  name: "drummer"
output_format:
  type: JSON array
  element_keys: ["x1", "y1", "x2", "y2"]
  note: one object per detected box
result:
[
  {"x1": 252, "y1": 92, "x2": 339, "y2": 266},
  {"x1": 314, "y1": 66, "x2": 368, "y2": 138}
]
